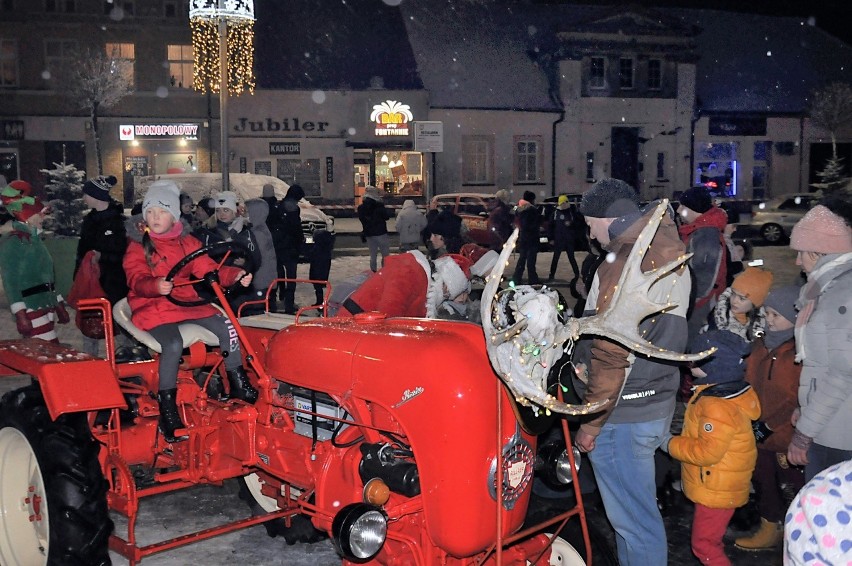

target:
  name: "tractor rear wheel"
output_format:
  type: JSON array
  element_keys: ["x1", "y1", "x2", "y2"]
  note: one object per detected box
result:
[
  {"x1": 0, "y1": 385, "x2": 112, "y2": 566},
  {"x1": 238, "y1": 473, "x2": 325, "y2": 544}
]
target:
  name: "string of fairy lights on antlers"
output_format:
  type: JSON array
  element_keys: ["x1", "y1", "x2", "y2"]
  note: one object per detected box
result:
[{"x1": 190, "y1": 0, "x2": 256, "y2": 95}]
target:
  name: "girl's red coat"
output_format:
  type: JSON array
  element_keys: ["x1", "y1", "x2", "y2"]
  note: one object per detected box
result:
[{"x1": 123, "y1": 234, "x2": 242, "y2": 331}]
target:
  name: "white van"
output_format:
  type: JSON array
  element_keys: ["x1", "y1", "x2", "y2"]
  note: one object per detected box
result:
[{"x1": 132, "y1": 173, "x2": 334, "y2": 251}]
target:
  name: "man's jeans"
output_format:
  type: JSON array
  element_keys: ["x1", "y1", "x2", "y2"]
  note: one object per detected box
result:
[
  {"x1": 587, "y1": 417, "x2": 670, "y2": 566},
  {"x1": 806, "y1": 443, "x2": 852, "y2": 483},
  {"x1": 366, "y1": 234, "x2": 390, "y2": 272}
]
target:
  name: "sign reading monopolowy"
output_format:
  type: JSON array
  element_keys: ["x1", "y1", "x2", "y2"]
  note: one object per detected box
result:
[{"x1": 119, "y1": 124, "x2": 199, "y2": 140}]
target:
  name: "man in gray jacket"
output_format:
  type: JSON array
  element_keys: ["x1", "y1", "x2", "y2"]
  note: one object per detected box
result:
[{"x1": 396, "y1": 199, "x2": 427, "y2": 252}]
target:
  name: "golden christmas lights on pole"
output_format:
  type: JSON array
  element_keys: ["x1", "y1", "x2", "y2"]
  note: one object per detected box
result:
[{"x1": 190, "y1": 0, "x2": 256, "y2": 95}]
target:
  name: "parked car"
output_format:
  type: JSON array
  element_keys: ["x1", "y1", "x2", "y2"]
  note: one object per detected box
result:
[
  {"x1": 745, "y1": 193, "x2": 819, "y2": 244},
  {"x1": 429, "y1": 192, "x2": 495, "y2": 246},
  {"x1": 133, "y1": 173, "x2": 335, "y2": 258}
]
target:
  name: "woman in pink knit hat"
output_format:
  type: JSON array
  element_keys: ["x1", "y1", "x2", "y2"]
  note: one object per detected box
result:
[{"x1": 785, "y1": 198, "x2": 852, "y2": 481}]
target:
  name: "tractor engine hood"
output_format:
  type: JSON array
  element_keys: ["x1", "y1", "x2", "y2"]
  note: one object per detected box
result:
[{"x1": 264, "y1": 313, "x2": 536, "y2": 557}]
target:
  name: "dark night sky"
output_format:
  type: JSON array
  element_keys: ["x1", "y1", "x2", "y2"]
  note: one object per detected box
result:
[{"x1": 551, "y1": 0, "x2": 852, "y2": 45}]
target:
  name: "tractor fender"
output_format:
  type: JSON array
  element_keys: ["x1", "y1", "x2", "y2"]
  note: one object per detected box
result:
[{"x1": 0, "y1": 339, "x2": 125, "y2": 420}]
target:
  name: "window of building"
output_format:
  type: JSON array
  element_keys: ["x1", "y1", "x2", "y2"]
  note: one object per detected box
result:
[
  {"x1": 648, "y1": 59, "x2": 662, "y2": 90},
  {"x1": 753, "y1": 141, "x2": 771, "y2": 161},
  {"x1": 2, "y1": 0, "x2": 14, "y2": 11},
  {"x1": 589, "y1": 57, "x2": 605, "y2": 89},
  {"x1": 514, "y1": 136, "x2": 542, "y2": 183},
  {"x1": 44, "y1": 39, "x2": 77, "y2": 81},
  {"x1": 656, "y1": 152, "x2": 667, "y2": 180},
  {"x1": 585, "y1": 151, "x2": 595, "y2": 181},
  {"x1": 168, "y1": 44, "x2": 193, "y2": 88},
  {"x1": 619, "y1": 58, "x2": 634, "y2": 89},
  {"x1": 752, "y1": 165, "x2": 766, "y2": 189},
  {"x1": 0, "y1": 39, "x2": 17, "y2": 87},
  {"x1": 165, "y1": 0, "x2": 187, "y2": 18},
  {"x1": 277, "y1": 158, "x2": 321, "y2": 197},
  {"x1": 45, "y1": 0, "x2": 75, "y2": 12},
  {"x1": 462, "y1": 135, "x2": 494, "y2": 184},
  {"x1": 106, "y1": 42, "x2": 135, "y2": 86}
]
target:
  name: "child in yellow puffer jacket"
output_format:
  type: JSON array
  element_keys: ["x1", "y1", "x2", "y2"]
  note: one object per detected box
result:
[{"x1": 663, "y1": 329, "x2": 761, "y2": 566}]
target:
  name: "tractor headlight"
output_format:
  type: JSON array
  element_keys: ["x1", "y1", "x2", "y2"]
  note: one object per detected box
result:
[
  {"x1": 537, "y1": 442, "x2": 581, "y2": 489},
  {"x1": 554, "y1": 446, "x2": 582, "y2": 485},
  {"x1": 332, "y1": 503, "x2": 387, "y2": 562}
]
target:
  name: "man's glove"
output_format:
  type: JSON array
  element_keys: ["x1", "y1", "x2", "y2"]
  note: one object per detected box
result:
[
  {"x1": 55, "y1": 301, "x2": 70, "y2": 324},
  {"x1": 15, "y1": 310, "x2": 32, "y2": 335},
  {"x1": 752, "y1": 420, "x2": 774, "y2": 443}
]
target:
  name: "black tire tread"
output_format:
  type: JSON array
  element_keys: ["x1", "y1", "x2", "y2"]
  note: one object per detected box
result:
[{"x1": 0, "y1": 385, "x2": 113, "y2": 566}]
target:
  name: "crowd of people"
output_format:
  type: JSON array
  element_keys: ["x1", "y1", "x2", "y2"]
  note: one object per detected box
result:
[{"x1": 1, "y1": 174, "x2": 851, "y2": 564}]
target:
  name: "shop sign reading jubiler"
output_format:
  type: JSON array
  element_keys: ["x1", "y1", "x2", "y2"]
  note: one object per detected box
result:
[
  {"x1": 119, "y1": 124, "x2": 200, "y2": 141},
  {"x1": 371, "y1": 100, "x2": 413, "y2": 136}
]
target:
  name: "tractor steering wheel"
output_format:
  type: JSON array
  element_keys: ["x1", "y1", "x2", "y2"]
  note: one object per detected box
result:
[{"x1": 164, "y1": 240, "x2": 254, "y2": 307}]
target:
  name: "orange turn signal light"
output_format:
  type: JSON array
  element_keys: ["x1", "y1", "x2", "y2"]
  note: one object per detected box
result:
[{"x1": 363, "y1": 478, "x2": 390, "y2": 506}]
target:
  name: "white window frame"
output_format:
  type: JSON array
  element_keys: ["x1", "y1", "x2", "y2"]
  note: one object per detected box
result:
[
  {"x1": 648, "y1": 59, "x2": 662, "y2": 90},
  {"x1": 619, "y1": 57, "x2": 634, "y2": 90},
  {"x1": 514, "y1": 135, "x2": 542, "y2": 184},
  {"x1": 462, "y1": 135, "x2": 494, "y2": 185},
  {"x1": 168, "y1": 44, "x2": 194, "y2": 89},
  {"x1": 589, "y1": 57, "x2": 606, "y2": 89},
  {"x1": 0, "y1": 38, "x2": 18, "y2": 87}
]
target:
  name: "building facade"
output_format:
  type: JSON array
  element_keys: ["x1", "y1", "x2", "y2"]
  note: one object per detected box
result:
[{"x1": 3, "y1": 0, "x2": 852, "y2": 208}]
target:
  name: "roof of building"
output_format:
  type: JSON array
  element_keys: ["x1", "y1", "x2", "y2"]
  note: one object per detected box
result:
[
  {"x1": 671, "y1": 8, "x2": 852, "y2": 114},
  {"x1": 254, "y1": 0, "x2": 423, "y2": 90},
  {"x1": 252, "y1": 0, "x2": 852, "y2": 115},
  {"x1": 400, "y1": 0, "x2": 561, "y2": 112}
]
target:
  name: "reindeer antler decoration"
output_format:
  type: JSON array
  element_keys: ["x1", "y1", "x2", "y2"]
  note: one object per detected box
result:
[{"x1": 480, "y1": 200, "x2": 714, "y2": 416}]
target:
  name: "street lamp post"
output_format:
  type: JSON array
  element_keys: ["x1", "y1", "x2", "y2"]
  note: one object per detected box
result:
[{"x1": 190, "y1": 0, "x2": 256, "y2": 192}]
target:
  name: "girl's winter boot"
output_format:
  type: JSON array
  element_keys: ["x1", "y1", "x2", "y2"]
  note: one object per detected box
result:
[
  {"x1": 734, "y1": 517, "x2": 783, "y2": 551},
  {"x1": 227, "y1": 367, "x2": 259, "y2": 404},
  {"x1": 158, "y1": 388, "x2": 189, "y2": 443}
]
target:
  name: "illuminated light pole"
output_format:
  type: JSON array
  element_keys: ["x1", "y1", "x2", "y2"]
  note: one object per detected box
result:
[{"x1": 190, "y1": 0, "x2": 256, "y2": 191}]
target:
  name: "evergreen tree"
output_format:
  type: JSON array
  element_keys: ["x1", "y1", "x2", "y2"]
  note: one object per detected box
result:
[{"x1": 40, "y1": 162, "x2": 87, "y2": 236}]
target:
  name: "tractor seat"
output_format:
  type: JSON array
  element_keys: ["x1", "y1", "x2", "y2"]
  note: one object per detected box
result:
[{"x1": 113, "y1": 297, "x2": 220, "y2": 354}]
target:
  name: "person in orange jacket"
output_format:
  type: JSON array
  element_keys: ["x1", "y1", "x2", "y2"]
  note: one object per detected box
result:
[{"x1": 663, "y1": 329, "x2": 760, "y2": 566}]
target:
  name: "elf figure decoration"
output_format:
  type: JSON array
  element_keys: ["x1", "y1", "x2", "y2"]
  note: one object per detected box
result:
[{"x1": 0, "y1": 181, "x2": 70, "y2": 342}]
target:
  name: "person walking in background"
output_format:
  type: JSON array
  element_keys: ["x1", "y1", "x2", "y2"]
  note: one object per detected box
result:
[
  {"x1": 358, "y1": 185, "x2": 391, "y2": 272},
  {"x1": 240, "y1": 198, "x2": 277, "y2": 315},
  {"x1": 571, "y1": 179, "x2": 690, "y2": 566},
  {"x1": 75, "y1": 174, "x2": 131, "y2": 357},
  {"x1": 275, "y1": 184, "x2": 306, "y2": 314},
  {"x1": 664, "y1": 329, "x2": 760, "y2": 566},
  {"x1": 785, "y1": 199, "x2": 852, "y2": 482},
  {"x1": 511, "y1": 190, "x2": 542, "y2": 285},
  {"x1": 548, "y1": 194, "x2": 580, "y2": 282},
  {"x1": 487, "y1": 188, "x2": 513, "y2": 250},
  {"x1": 735, "y1": 285, "x2": 804, "y2": 552},
  {"x1": 395, "y1": 199, "x2": 427, "y2": 252},
  {"x1": 677, "y1": 186, "x2": 729, "y2": 340},
  {"x1": 308, "y1": 228, "x2": 334, "y2": 309}
]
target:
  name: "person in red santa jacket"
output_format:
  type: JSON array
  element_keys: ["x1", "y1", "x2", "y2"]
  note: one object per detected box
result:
[
  {"x1": 123, "y1": 180, "x2": 255, "y2": 443},
  {"x1": 338, "y1": 250, "x2": 472, "y2": 319}
]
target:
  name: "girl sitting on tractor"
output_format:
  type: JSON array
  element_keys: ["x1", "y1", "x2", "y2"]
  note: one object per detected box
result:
[{"x1": 123, "y1": 180, "x2": 256, "y2": 443}]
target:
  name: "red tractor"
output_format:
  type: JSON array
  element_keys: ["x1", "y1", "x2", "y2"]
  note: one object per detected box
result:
[{"x1": 0, "y1": 203, "x2": 695, "y2": 565}]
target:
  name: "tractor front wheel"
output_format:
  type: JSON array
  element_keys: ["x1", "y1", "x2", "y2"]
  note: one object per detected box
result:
[{"x1": 0, "y1": 385, "x2": 112, "y2": 566}]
